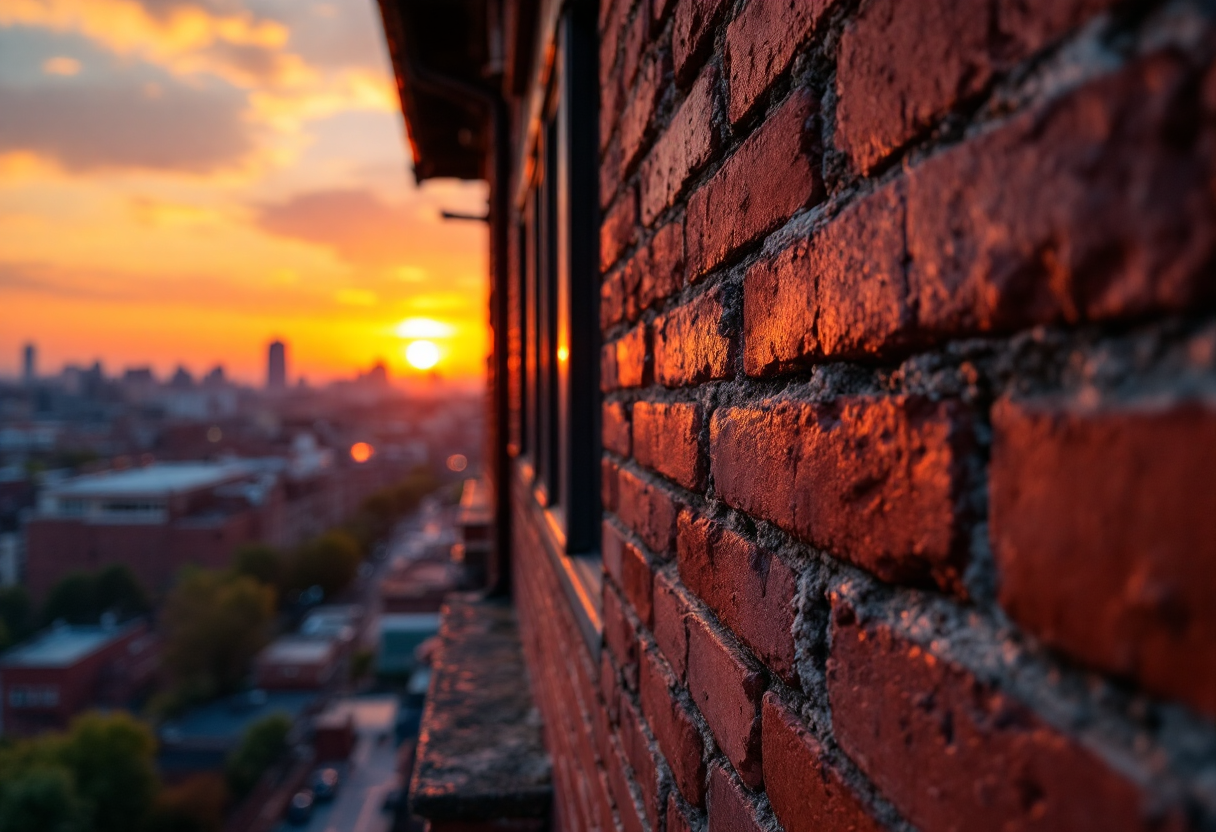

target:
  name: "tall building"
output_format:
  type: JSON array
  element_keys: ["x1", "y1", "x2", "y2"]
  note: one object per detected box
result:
[
  {"x1": 267, "y1": 340, "x2": 287, "y2": 390},
  {"x1": 21, "y1": 343, "x2": 35, "y2": 385}
]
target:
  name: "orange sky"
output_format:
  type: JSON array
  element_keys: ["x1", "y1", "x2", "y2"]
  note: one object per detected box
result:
[{"x1": 0, "y1": 0, "x2": 488, "y2": 386}]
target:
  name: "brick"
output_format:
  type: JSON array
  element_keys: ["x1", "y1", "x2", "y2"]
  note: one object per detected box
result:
[
  {"x1": 601, "y1": 649, "x2": 622, "y2": 726},
  {"x1": 641, "y1": 66, "x2": 719, "y2": 226},
  {"x1": 725, "y1": 0, "x2": 834, "y2": 125},
  {"x1": 827, "y1": 604, "x2": 1187, "y2": 832},
  {"x1": 687, "y1": 90, "x2": 822, "y2": 278},
  {"x1": 602, "y1": 267, "x2": 626, "y2": 329},
  {"x1": 743, "y1": 182, "x2": 910, "y2": 376},
  {"x1": 603, "y1": 520, "x2": 628, "y2": 586},
  {"x1": 641, "y1": 648, "x2": 707, "y2": 806},
  {"x1": 603, "y1": 459, "x2": 621, "y2": 512},
  {"x1": 677, "y1": 513, "x2": 797, "y2": 682},
  {"x1": 666, "y1": 793, "x2": 694, "y2": 832},
  {"x1": 706, "y1": 765, "x2": 765, "y2": 832},
  {"x1": 622, "y1": 540, "x2": 655, "y2": 627},
  {"x1": 654, "y1": 288, "x2": 733, "y2": 387},
  {"x1": 602, "y1": 71, "x2": 624, "y2": 152},
  {"x1": 602, "y1": 342, "x2": 620, "y2": 393},
  {"x1": 652, "y1": 571, "x2": 690, "y2": 680},
  {"x1": 653, "y1": 0, "x2": 675, "y2": 25},
  {"x1": 621, "y1": 4, "x2": 649, "y2": 91},
  {"x1": 603, "y1": 582, "x2": 640, "y2": 688},
  {"x1": 602, "y1": 188, "x2": 639, "y2": 272},
  {"x1": 621, "y1": 53, "x2": 666, "y2": 171},
  {"x1": 616, "y1": 324, "x2": 651, "y2": 389},
  {"x1": 991, "y1": 397, "x2": 1216, "y2": 718},
  {"x1": 907, "y1": 53, "x2": 1216, "y2": 337},
  {"x1": 686, "y1": 615, "x2": 765, "y2": 788},
  {"x1": 710, "y1": 396, "x2": 972, "y2": 592},
  {"x1": 633, "y1": 401, "x2": 705, "y2": 490},
  {"x1": 837, "y1": 0, "x2": 1121, "y2": 173},
  {"x1": 605, "y1": 732, "x2": 647, "y2": 832},
  {"x1": 672, "y1": 0, "x2": 730, "y2": 82},
  {"x1": 620, "y1": 696, "x2": 663, "y2": 832},
  {"x1": 618, "y1": 468, "x2": 680, "y2": 555},
  {"x1": 761, "y1": 693, "x2": 881, "y2": 832},
  {"x1": 641, "y1": 220, "x2": 685, "y2": 310},
  {"x1": 604, "y1": 401, "x2": 632, "y2": 457}
]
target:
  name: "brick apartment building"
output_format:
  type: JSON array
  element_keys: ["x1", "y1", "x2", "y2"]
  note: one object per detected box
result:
[
  {"x1": 376, "y1": 1, "x2": 1216, "y2": 831},
  {"x1": 0, "y1": 620, "x2": 157, "y2": 736}
]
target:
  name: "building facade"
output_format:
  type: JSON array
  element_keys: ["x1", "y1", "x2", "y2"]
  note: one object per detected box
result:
[{"x1": 378, "y1": 1, "x2": 1216, "y2": 831}]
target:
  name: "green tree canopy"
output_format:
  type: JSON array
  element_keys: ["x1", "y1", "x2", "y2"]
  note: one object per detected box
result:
[
  {"x1": 225, "y1": 713, "x2": 291, "y2": 799},
  {"x1": 161, "y1": 571, "x2": 274, "y2": 697},
  {"x1": 0, "y1": 586, "x2": 32, "y2": 646},
  {"x1": 289, "y1": 529, "x2": 360, "y2": 599},
  {"x1": 58, "y1": 712, "x2": 159, "y2": 832},
  {"x1": 231, "y1": 544, "x2": 283, "y2": 590},
  {"x1": 0, "y1": 766, "x2": 89, "y2": 832},
  {"x1": 41, "y1": 565, "x2": 151, "y2": 626}
]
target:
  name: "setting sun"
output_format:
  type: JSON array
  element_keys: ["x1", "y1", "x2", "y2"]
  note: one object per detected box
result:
[
  {"x1": 405, "y1": 340, "x2": 440, "y2": 370},
  {"x1": 349, "y1": 442, "x2": 374, "y2": 463}
]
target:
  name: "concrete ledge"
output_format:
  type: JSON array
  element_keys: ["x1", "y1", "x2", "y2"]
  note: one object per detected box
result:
[{"x1": 408, "y1": 594, "x2": 552, "y2": 825}]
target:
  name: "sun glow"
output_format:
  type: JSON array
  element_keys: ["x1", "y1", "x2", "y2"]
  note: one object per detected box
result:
[
  {"x1": 404, "y1": 340, "x2": 440, "y2": 370},
  {"x1": 350, "y1": 442, "x2": 373, "y2": 463}
]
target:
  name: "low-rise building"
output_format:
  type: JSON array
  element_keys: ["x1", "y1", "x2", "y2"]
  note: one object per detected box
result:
[
  {"x1": 254, "y1": 635, "x2": 342, "y2": 691},
  {"x1": 0, "y1": 619, "x2": 156, "y2": 736}
]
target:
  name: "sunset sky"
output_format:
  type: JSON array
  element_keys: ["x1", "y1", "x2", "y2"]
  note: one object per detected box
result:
[{"x1": 0, "y1": 0, "x2": 489, "y2": 386}]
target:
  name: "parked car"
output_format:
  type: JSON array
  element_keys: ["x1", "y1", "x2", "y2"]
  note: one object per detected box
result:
[
  {"x1": 311, "y1": 767, "x2": 341, "y2": 802},
  {"x1": 286, "y1": 791, "x2": 314, "y2": 825}
]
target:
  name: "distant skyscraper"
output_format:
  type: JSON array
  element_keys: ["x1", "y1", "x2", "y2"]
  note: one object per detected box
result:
[
  {"x1": 21, "y1": 343, "x2": 35, "y2": 385},
  {"x1": 267, "y1": 340, "x2": 287, "y2": 390}
]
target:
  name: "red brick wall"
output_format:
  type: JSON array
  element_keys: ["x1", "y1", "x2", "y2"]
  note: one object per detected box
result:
[{"x1": 515, "y1": 0, "x2": 1216, "y2": 830}]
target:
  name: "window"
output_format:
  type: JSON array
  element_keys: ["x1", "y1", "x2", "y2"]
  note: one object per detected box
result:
[{"x1": 513, "y1": 2, "x2": 601, "y2": 642}]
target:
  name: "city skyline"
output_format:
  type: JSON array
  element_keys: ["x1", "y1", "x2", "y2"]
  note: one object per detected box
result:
[{"x1": 0, "y1": 0, "x2": 489, "y2": 384}]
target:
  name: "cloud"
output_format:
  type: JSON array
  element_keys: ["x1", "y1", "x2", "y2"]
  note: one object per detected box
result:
[
  {"x1": 41, "y1": 55, "x2": 79, "y2": 74},
  {"x1": 0, "y1": 80, "x2": 253, "y2": 172},
  {"x1": 256, "y1": 188, "x2": 481, "y2": 268}
]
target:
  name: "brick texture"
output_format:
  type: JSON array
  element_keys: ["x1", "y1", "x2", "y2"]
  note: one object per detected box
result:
[
  {"x1": 706, "y1": 765, "x2": 766, "y2": 832},
  {"x1": 991, "y1": 396, "x2": 1216, "y2": 718},
  {"x1": 641, "y1": 648, "x2": 707, "y2": 806},
  {"x1": 641, "y1": 65, "x2": 719, "y2": 226},
  {"x1": 725, "y1": 0, "x2": 834, "y2": 125},
  {"x1": 633, "y1": 401, "x2": 705, "y2": 490},
  {"x1": 618, "y1": 468, "x2": 681, "y2": 555},
  {"x1": 654, "y1": 287, "x2": 733, "y2": 387},
  {"x1": 711, "y1": 396, "x2": 973, "y2": 591}
]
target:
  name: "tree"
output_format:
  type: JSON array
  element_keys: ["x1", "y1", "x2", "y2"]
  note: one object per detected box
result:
[
  {"x1": 161, "y1": 572, "x2": 274, "y2": 698},
  {"x1": 141, "y1": 774, "x2": 226, "y2": 832},
  {"x1": 95, "y1": 564, "x2": 152, "y2": 620},
  {"x1": 58, "y1": 712, "x2": 159, "y2": 832},
  {"x1": 40, "y1": 573, "x2": 97, "y2": 625},
  {"x1": 225, "y1": 713, "x2": 292, "y2": 799},
  {"x1": 231, "y1": 544, "x2": 283, "y2": 590},
  {"x1": 289, "y1": 529, "x2": 361, "y2": 598},
  {"x1": 0, "y1": 586, "x2": 32, "y2": 645},
  {"x1": 0, "y1": 767, "x2": 88, "y2": 832}
]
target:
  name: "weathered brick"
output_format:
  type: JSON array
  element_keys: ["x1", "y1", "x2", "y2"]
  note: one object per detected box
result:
[
  {"x1": 633, "y1": 401, "x2": 705, "y2": 490},
  {"x1": 641, "y1": 66, "x2": 719, "y2": 226},
  {"x1": 602, "y1": 267, "x2": 627, "y2": 330},
  {"x1": 677, "y1": 513, "x2": 797, "y2": 682},
  {"x1": 706, "y1": 764, "x2": 766, "y2": 832},
  {"x1": 604, "y1": 401, "x2": 632, "y2": 457},
  {"x1": 602, "y1": 342, "x2": 620, "y2": 393},
  {"x1": 603, "y1": 582, "x2": 640, "y2": 688},
  {"x1": 618, "y1": 468, "x2": 680, "y2": 555},
  {"x1": 602, "y1": 187, "x2": 639, "y2": 272},
  {"x1": 907, "y1": 53, "x2": 1216, "y2": 337},
  {"x1": 836, "y1": 0, "x2": 1120, "y2": 173},
  {"x1": 710, "y1": 396, "x2": 972, "y2": 592},
  {"x1": 725, "y1": 0, "x2": 834, "y2": 125},
  {"x1": 743, "y1": 182, "x2": 910, "y2": 376},
  {"x1": 641, "y1": 648, "x2": 707, "y2": 806},
  {"x1": 686, "y1": 615, "x2": 765, "y2": 788},
  {"x1": 602, "y1": 133, "x2": 624, "y2": 208},
  {"x1": 991, "y1": 396, "x2": 1216, "y2": 718},
  {"x1": 603, "y1": 519, "x2": 628, "y2": 586},
  {"x1": 601, "y1": 649, "x2": 622, "y2": 726},
  {"x1": 828, "y1": 604, "x2": 1187, "y2": 832},
  {"x1": 621, "y1": 3, "x2": 649, "y2": 91},
  {"x1": 605, "y1": 731, "x2": 647, "y2": 832},
  {"x1": 666, "y1": 793, "x2": 695, "y2": 832},
  {"x1": 672, "y1": 0, "x2": 730, "y2": 82},
  {"x1": 641, "y1": 220, "x2": 685, "y2": 310},
  {"x1": 620, "y1": 695, "x2": 663, "y2": 832},
  {"x1": 616, "y1": 324, "x2": 651, "y2": 389},
  {"x1": 652, "y1": 571, "x2": 690, "y2": 680},
  {"x1": 761, "y1": 693, "x2": 881, "y2": 832},
  {"x1": 621, "y1": 52, "x2": 666, "y2": 171},
  {"x1": 687, "y1": 90, "x2": 822, "y2": 278},
  {"x1": 603, "y1": 459, "x2": 621, "y2": 513},
  {"x1": 622, "y1": 540, "x2": 655, "y2": 628},
  {"x1": 654, "y1": 288, "x2": 733, "y2": 387}
]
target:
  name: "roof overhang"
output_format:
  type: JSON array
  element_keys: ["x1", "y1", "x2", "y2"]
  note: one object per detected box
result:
[{"x1": 376, "y1": 0, "x2": 491, "y2": 182}]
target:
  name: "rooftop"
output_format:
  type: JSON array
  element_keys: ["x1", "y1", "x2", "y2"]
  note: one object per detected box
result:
[
  {"x1": 258, "y1": 636, "x2": 336, "y2": 665},
  {"x1": 2, "y1": 622, "x2": 138, "y2": 668},
  {"x1": 49, "y1": 462, "x2": 249, "y2": 499}
]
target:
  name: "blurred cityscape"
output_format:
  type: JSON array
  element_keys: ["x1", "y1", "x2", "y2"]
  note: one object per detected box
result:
[{"x1": 0, "y1": 338, "x2": 487, "y2": 832}]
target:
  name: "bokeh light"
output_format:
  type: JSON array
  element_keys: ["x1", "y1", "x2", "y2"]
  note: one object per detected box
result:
[
  {"x1": 350, "y1": 442, "x2": 374, "y2": 463},
  {"x1": 446, "y1": 453, "x2": 468, "y2": 472}
]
